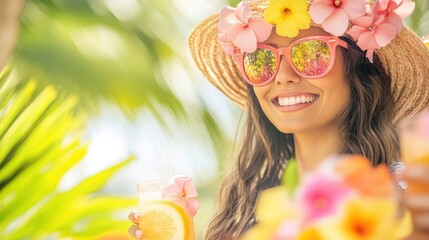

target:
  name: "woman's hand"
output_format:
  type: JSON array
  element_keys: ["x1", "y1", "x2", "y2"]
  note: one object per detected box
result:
[
  {"x1": 128, "y1": 210, "x2": 144, "y2": 240},
  {"x1": 400, "y1": 165, "x2": 429, "y2": 240}
]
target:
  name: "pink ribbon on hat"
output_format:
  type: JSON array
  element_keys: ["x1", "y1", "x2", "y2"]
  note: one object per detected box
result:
[{"x1": 163, "y1": 176, "x2": 200, "y2": 217}]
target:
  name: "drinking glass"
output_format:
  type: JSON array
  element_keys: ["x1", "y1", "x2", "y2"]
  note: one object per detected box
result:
[
  {"x1": 398, "y1": 109, "x2": 429, "y2": 193},
  {"x1": 137, "y1": 178, "x2": 195, "y2": 240}
]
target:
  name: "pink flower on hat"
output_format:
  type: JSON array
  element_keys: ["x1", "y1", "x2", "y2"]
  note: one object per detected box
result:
[
  {"x1": 218, "y1": 1, "x2": 273, "y2": 53},
  {"x1": 218, "y1": 32, "x2": 235, "y2": 55},
  {"x1": 377, "y1": 0, "x2": 415, "y2": 32},
  {"x1": 347, "y1": 8, "x2": 395, "y2": 62},
  {"x1": 347, "y1": 0, "x2": 414, "y2": 63},
  {"x1": 309, "y1": 0, "x2": 366, "y2": 36}
]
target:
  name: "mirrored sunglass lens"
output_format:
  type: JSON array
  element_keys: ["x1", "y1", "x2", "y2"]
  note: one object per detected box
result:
[
  {"x1": 291, "y1": 40, "x2": 330, "y2": 77},
  {"x1": 243, "y1": 48, "x2": 276, "y2": 84}
]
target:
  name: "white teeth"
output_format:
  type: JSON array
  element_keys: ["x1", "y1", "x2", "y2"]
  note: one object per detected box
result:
[{"x1": 278, "y1": 95, "x2": 318, "y2": 106}]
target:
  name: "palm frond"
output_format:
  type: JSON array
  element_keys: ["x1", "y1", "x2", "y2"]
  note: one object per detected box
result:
[{"x1": 0, "y1": 67, "x2": 136, "y2": 239}]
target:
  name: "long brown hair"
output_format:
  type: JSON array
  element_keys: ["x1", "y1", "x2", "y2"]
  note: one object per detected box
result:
[{"x1": 204, "y1": 38, "x2": 399, "y2": 240}]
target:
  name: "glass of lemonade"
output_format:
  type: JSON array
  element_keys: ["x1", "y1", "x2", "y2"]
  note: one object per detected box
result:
[
  {"x1": 137, "y1": 178, "x2": 196, "y2": 240},
  {"x1": 398, "y1": 109, "x2": 429, "y2": 193}
]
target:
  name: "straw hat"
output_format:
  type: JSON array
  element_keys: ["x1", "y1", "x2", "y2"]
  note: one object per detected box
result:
[{"x1": 188, "y1": 0, "x2": 429, "y2": 123}]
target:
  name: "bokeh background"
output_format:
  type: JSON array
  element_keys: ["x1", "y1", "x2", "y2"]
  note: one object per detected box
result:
[{"x1": 0, "y1": 0, "x2": 428, "y2": 239}]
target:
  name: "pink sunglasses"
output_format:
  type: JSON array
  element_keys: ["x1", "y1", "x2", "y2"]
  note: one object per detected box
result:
[{"x1": 233, "y1": 36, "x2": 349, "y2": 86}]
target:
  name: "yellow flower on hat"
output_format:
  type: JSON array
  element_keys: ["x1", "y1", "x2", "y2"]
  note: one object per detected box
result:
[{"x1": 264, "y1": 0, "x2": 311, "y2": 38}]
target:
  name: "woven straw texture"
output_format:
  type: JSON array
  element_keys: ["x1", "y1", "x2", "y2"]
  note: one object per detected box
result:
[{"x1": 188, "y1": 0, "x2": 429, "y2": 123}]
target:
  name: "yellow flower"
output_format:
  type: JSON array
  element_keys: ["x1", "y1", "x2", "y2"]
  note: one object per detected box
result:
[
  {"x1": 255, "y1": 186, "x2": 297, "y2": 223},
  {"x1": 264, "y1": 0, "x2": 311, "y2": 38},
  {"x1": 297, "y1": 226, "x2": 325, "y2": 240},
  {"x1": 241, "y1": 224, "x2": 279, "y2": 240},
  {"x1": 242, "y1": 187, "x2": 298, "y2": 240},
  {"x1": 319, "y1": 198, "x2": 398, "y2": 240},
  {"x1": 391, "y1": 210, "x2": 413, "y2": 239}
]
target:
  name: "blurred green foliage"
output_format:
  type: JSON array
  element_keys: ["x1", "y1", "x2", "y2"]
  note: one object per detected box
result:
[
  {"x1": 0, "y1": 67, "x2": 136, "y2": 239},
  {"x1": 407, "y1": 0, "x2": 429, "y2": 36},
  {"x1": 14, "y1": 0, "x2": 184, "y2": 114},
  {"x1": 12, "y1": 0, "x2": 229, "y2": 164}
]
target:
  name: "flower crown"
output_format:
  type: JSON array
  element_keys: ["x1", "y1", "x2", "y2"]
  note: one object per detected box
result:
[{"x1": 217, "y1": 0, "x2": 415, "y2": 62}]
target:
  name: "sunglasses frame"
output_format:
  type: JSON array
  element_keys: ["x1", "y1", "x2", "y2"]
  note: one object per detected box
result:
[{"x1": 233, "y1": 36, "x2": 349, "y2": 86}]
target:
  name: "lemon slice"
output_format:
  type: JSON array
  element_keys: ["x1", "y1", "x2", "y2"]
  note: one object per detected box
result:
[{"x1": 139, "y1": 200, "x2": 193, "y2": 240}]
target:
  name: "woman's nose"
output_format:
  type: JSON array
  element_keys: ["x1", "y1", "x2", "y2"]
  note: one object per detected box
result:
[{"x1": 274, "y1": 56, "x2": 301, "y2": 85}]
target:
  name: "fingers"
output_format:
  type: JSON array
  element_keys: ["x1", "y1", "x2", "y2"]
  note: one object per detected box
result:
[
  {"x1": 393, "y1": 171, "x2": 405, "y2": 182},
  {"x1": 398, "y1": 165, "x2": 429, "y2": 237},
  {"x1": 128, "y1": 225, "x2": 143, "y2": 240},
  {"x1": 405, "y1": 195, "x2": 429, "y2": 211},
  {"x1": 403, "y1": 165, "x2": 429, "y2": 184},
  {"x1": 128, "y1": 210, "x2": 140, "y2": 225},
  {"x1": 128, "y1": 210, "x2": 144, "y2": 239},
  {"x1": 414, "y1": 214, "x2": 429, "y2": 230},
  {"x1": 405, "y1": 231, "x2": 429, "y2": 240}
]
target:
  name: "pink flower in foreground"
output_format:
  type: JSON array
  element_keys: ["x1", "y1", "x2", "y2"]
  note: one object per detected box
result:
[
  {"x1": 272, "y1": 219, "x2": 301, "y2": 240},
  {"x1": 309, "y1": 0, "x2": 366, "y2": 36},
  {"x1": 163, "y1": 176, "x2": 200, "y2": 217},
  {"x1": 297, "y1": 174, "x2": 352, "y2": 225},
  {"x1": 217, "y1": 1, "x2": 272, "y2": 53}
]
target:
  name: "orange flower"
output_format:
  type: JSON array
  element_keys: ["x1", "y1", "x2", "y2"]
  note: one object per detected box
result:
[{"x1": 336, "y1": 155, "x2": 394, "y2": 197}]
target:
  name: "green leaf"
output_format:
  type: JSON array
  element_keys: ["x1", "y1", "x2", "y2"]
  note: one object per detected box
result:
[
  {"x1": 281, "y1": 158, "x2": 300, "y2": 196},
  {"x1": 0, "y1": 80, "x2": 36, "y2": 142},
  {"x1": 0, "y1": 68, "x2": 136, "y2": 239},
  {"x1": 0, "y1": 146, "x2": 88, "y2": 227}
]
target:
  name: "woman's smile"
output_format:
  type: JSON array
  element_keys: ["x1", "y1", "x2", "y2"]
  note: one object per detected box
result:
[{"x1": 273, "y1": 92, "x2": 320, "y2": 112}]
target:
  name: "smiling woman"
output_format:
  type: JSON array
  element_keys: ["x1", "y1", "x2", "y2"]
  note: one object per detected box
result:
[
  {"x1": 185, "y1": 0, "x2": 429, "y2": 239},
  {"x1": 127, "y1": 0, "x2": 429, "y2": 239}
]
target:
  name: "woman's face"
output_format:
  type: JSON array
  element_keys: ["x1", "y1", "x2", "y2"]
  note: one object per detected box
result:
[{"x1": 253, "y1": 27, "x2": 350, "y2": 134}]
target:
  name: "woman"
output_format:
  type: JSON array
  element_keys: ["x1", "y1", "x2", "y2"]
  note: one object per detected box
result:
[{"x1": 129, "y1": 0, "x2": 429, "y2": 239}]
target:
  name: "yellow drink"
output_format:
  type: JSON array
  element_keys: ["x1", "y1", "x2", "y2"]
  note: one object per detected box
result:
[{"x1": 137, "y1": 178, "x2": 196, "y2": 240}]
